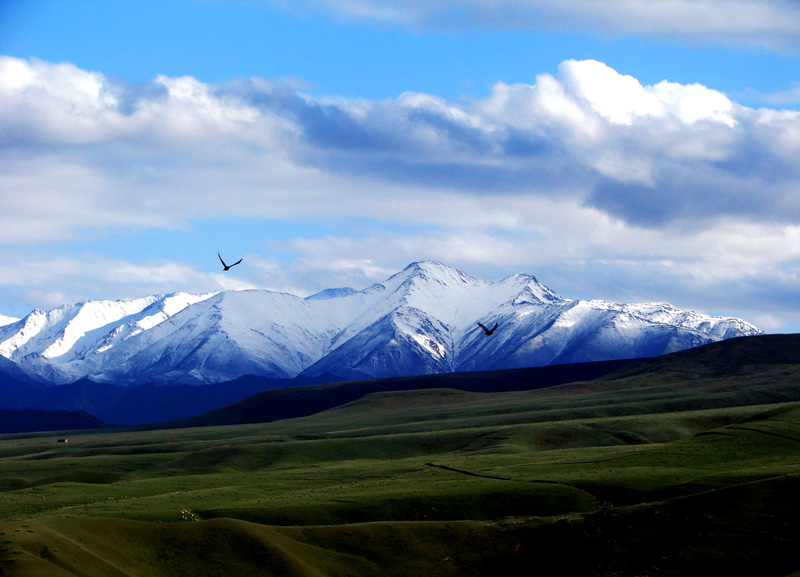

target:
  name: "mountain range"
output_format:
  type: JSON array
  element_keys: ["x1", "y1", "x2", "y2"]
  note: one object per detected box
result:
[{"x1": 0, "y1": 261, "x2": 761, "y2": 388}]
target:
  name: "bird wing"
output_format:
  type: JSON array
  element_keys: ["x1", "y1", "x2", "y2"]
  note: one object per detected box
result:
[
  {"x1": 231, "y1": 259, "x2": 242, "y2": 267},
  {"x1": 491, "y1": 323, "x2": 498, "y2": 331},
  {"x1": 477, "y1": 322, "x2": 488, "y2": 333},
  {"x1": 218, "y1": 252, "x2": 227, "y2": 267}
]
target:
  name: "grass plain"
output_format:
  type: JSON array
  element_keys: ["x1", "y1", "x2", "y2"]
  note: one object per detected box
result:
[{"x1": 2, "y1": 334, "x2": 800, "y2": 576}]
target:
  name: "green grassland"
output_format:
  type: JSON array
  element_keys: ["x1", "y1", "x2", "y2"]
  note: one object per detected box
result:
[{"x1": 2, "y1": 335, "x2": 800, "y2": 576}]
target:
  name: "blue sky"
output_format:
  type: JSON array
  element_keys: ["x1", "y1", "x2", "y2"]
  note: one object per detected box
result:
[{"x1": 1, "y1": 0, "x2": 800, "y2": 333}]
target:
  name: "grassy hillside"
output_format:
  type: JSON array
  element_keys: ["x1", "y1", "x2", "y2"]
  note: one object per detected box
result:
[{"x1": 2, "y1": 334, "x2": 800, "y2": 576}]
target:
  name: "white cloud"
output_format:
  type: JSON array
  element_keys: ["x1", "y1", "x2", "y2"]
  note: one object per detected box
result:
[
  {"x1": 0, "y1": 57, "x2": 122, "y2": 145},
  {"x1": 557, "y1": 60, "x2": 736, "y2": 128},
  {"x1": 558, "y1": 60, "x2": 663, "y2": 125},
  {"x1": 6, "y1": 54, "x2": 795, "y2": 237}
]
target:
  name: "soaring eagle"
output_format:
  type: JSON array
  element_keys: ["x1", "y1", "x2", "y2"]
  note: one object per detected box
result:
[
  {"x1": 218, "y1": 252, "x2": 242, "y2": 271},
  {"x1": 477, "y1": 321, "x2": 498, "y2": 336}
]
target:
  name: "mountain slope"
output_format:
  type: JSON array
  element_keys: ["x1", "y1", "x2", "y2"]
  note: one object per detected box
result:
[
  {"x1": 179, "y1": 357, "x2": 640, "y2": 428},
  {"x1": 0, "y1": 261, "x2": 761, "y2": 386},
  {"x1": 0, "y1": 409, "x2": 108, "y2": 434}
]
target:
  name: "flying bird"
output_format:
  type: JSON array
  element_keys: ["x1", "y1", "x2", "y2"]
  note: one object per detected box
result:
[
  {"x1": 477, "y1": 321, "x2": 498, "y2": 336},
  {"x1": 218, "y1": 252, "x2": 242, "y2": 271}
]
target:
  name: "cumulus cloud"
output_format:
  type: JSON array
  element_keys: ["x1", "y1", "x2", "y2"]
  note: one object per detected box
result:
[
  {"x1": 557, "y1": 60, "x2": 736, "y2": 127},
  {"x1": 274, "y1": 0, "x2": 800, "y2": 50},
  {"x1": 3, "y1": 55, "x2": 800, "y2": 329},
  {"x1": 7, "y1": 54, "x2": 800, "y2": 234}
]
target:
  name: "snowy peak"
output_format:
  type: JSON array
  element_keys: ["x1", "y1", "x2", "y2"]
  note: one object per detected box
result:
[
  {"x1": 306, "y1": 287, "x2": 357, "y2": 301},
  {"x1": 525, "y1": 277, "x2": 563, "y2": 304},
  {"x1": 398, "y1": 260, "x2": 482, "y2": 287},
  {"x1": 372, "y1": 261, "x2": 481, "y2": 303},
  {"x1": 39, "y1": 296, "x2": 162, "y2": 360},
  {"x1": 0, "y1": 292, "x2": 217, "y2": 383},
  {"x1": 0, "y1": 262, "x2": 762, "y2": 386},
  {"x1": 497, "y1": 272, "x2": 564, "y2": 306}
]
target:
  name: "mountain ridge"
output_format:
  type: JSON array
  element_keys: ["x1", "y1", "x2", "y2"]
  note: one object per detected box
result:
[{"x1": 0, "y1": 261, "x2": 761, "y2": 386}]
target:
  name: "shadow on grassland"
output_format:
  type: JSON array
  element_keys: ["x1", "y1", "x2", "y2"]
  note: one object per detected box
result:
[{"x1": 2, "y1": 475, "x2": 799, "y2": 577}]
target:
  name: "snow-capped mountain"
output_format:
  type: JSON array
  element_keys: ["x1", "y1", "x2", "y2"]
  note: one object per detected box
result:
[{"x1": 0, "y1": 261, "x2": 762, "y2": 386}]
